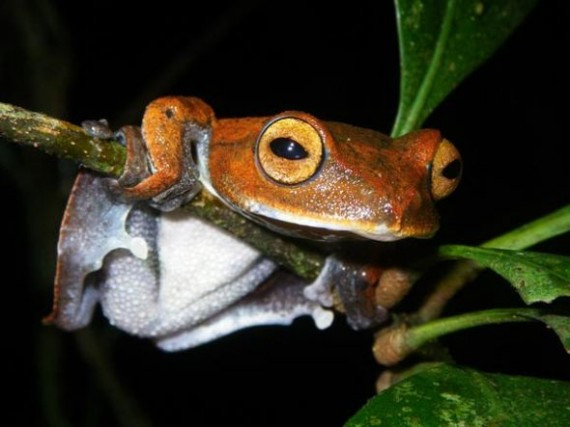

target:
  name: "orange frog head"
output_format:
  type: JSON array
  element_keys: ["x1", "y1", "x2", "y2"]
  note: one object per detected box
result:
[{"x1": 201, "y1": 111, "x2": 461, "y2": 241}]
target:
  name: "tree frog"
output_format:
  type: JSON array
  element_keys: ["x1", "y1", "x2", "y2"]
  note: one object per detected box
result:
[{"x1": 47, "y1": 96, "x2": 461, "y2": 351}]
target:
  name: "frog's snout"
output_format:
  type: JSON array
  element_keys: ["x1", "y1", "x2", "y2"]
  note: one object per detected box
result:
[{"x1": 430, "y1": 138, "x2": 462, "y2": 200}]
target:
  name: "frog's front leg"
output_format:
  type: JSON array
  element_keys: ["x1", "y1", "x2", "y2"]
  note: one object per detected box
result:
[{"x1": 119, "y1": 96, "x2": 215, "y2": 211}]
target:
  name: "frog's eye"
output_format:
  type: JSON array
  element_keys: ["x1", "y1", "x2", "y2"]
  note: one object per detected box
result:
[
  {"x1": 430, "y1": 138, "x2": 462, "y2": 200},
  {"x1": 257, "y1": 117, "x2": 324, "y2": 185}
]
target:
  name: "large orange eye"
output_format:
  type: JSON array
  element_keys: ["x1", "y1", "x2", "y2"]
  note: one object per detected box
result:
[
  {"x1": 430, "y1": 138, "x2": 462, "y2": 200},
  {"x1": 256, "y1": 117, "x2": 324, "y2": 185}
]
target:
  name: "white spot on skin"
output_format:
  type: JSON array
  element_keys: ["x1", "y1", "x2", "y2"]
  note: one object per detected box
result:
[
  {"x1": 129, "y1": 237, "x2": 148, "y2": 259},
  {"x1": 312, "y1": 307, "x2": 334, "y2": 329}
]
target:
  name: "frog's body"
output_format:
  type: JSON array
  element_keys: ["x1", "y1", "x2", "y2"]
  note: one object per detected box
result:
[{"x1": 48, "y1": 97, "x2": 461, "y2": 350}]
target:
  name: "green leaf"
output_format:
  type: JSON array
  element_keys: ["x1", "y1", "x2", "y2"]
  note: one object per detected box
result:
[
  {"x1": 346, "y1": 364, "x2": 570, "y2": 426},
  {"x1": 391, "y1": 0, "x2": 538, "y2": 137},
  {"x1": 439, "y1": 245, "x2": 570, "y2": 304}
]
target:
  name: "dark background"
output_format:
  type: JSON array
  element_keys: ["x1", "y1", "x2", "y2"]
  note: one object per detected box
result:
[{"x1": 0, "y1": 1, "x2": 568, "y2": 426}]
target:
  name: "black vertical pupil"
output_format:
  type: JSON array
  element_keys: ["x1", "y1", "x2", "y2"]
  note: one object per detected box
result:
[{"x1": 270, "y1": 138, "x2": 308, "y2": 160}]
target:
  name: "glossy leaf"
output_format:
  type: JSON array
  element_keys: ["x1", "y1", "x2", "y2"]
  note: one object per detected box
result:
[
  {"x1": 346, "y1": 364, "x2": 570, "y2": 426},
  {"x1": 439, "y1": 245, "x2": 570, "y2": 304},
  {"x1": 391, "y1": 0, "x2": 538, "y2": 136}
]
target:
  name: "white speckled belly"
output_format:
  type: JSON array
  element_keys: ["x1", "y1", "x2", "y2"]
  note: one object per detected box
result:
[
  {"x1": 52, "y1": 171, "x2": 333, "y2": 351},
  {"x1": 100, "y1": 206, "x2": 276, "y2": 337}
]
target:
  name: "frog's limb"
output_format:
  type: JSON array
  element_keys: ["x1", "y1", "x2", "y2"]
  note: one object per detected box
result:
[
  {"x1": 80, "y1": 120, "x2": 150, "y2": 189},
  {"x1": 305, "y1": 257, "x2": 392, "y2": 330},
  {"x1": 156, "y1": 271, "x2": 334, "y2": 351},
  {"x1": 118, "y1": 96, "x2": 214, "y2": 211},
  {"x1": 98, "y1": 206, "x2": 278, "y2": 338},
  {"x1": 46, "y1": 170, "x2": 148, "y2": 329},
  {"x1": 81, "y1": 119, "x2": 114, "y2": 139},
  {"x1": 115, "y1": 126, "x2": 150, "y2": 188},
  {"x1": 48, "y1": 172, "x2": 400, "y2": 345},
  {"x1": 48, "y1": 170, "x2": 335, "y2": 347}
]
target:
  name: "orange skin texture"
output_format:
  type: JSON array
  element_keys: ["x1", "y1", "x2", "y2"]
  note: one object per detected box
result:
[
  {"x1": 131, "y1": 96, "x2": 450, "y2": 240},
  {"x1": 210, "y1": 115, "x2": 443, "y2": 239}
]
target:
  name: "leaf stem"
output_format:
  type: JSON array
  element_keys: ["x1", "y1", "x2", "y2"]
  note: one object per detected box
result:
[
  {"x1": 407, "y1": 308, "x2": 536, "y2": 350},
  {"x1": 391, "y1": 0, "x2": 457, "y2": 137},
  {"x1": 374, "y1": 308, "x2": 539, "y2": 365}
]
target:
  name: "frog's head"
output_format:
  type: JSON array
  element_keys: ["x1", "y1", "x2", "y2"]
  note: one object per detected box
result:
[{"x1": 207, "y1": 112, "x2": 462, "y2": 241}]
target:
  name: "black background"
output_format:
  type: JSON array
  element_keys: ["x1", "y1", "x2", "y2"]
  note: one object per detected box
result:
[{"x1": 1, "y1": 1, "x2": 568, "y2": 426}]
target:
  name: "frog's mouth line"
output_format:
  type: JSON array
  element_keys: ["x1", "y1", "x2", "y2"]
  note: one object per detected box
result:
[
  {"x1": 195, "y1": 168, "x2": 401, "y2": 242},
  {"x1": 239, "y1": 204, "x2": 402, "y2": 242}
]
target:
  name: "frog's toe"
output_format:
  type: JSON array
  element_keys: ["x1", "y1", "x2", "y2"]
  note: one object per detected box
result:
[
  {"x1": 116, "y1": 123, "x2": 201, "y2": 211},
  {"x1": 119, "y1": 166, "x2": 202, "y2": 212},
  {"x1": 81, "y1": 119, "x2": 114, "y2": 139},
  {"x1": 148, "y1": 178, "x2": 202, "y2": 212},
  {"x1": 115, "y1": 126, "x2": 151, "y2": 188}
]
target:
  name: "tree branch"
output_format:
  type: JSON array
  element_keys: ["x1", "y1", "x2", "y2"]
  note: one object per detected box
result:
[
  {"x1": 0, "y1": 103, "x2": 126, "y2": 176},
  {"x1": 0, "y1": 102, "x2": 325, "y2": 281}
]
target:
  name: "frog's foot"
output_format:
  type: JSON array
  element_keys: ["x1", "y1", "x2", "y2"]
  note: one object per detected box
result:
[
  {"x1": 304, "y1": 257, "x2": 415, "y2": 330},
  {"x1": 82, "y1": 118, "x2": 201, "y2": 211},
  {"x1": 155, "y1": 271, "x2": 335, "y2": 351},
  {"x1": 114, "y1": 126, "x2": 150, "y2": 188},
  {"x1": 82, "y1": 119, "x2": 152, "y2": 196},
  {"x1": 116, "y1": 124, "x2": 201, "y2": 211},
  {"x1": 308, "y1": 258, "x2": 386, "y2": 329},
  {"x1": 82, "y1": 119, "x2": 115, "y2": 139}
]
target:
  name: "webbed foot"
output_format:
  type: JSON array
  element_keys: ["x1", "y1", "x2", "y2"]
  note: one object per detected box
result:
[{"x1": 81, "y1": 101, "x2": 207, "y2": 212}]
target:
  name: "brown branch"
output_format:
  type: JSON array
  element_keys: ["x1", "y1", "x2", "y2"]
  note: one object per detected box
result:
[{"x1": 0, "y1": 102, "x2": 325, "y2": 281}]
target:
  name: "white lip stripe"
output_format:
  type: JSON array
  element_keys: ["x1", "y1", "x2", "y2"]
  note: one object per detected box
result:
[{"x1": 244, "y1": 202, "x2": 400, "y2": 242}]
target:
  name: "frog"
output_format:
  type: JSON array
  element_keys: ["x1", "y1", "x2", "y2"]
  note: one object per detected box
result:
[{"x1": 47, "y1": 96, "x2": 461, "y2": 351}]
